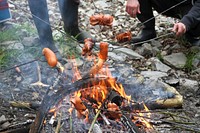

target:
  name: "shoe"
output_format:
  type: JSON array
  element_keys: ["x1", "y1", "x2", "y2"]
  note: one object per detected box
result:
[
  {"x1": 131, "y1": 28, "x2": 156, "y2": 44},
  {"x1": 74, "y1": 30, "x2": 96, "y2": 43}
]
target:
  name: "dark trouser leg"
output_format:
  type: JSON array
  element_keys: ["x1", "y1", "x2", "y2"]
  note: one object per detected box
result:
[
  {"x1": 58, "y1": 0, "x2": 94, "y2": 42},
  {"x1": 28, "y1": 0, "x2": 56, "y2": 51},
  {"x1": 131, "y1": 0, "x2": 193, "y2": 44},
  {"x1": 151, "y1": 0, "x2": 200, "y2": 44},
  {"x1": 131, "y1": 0, "x2": 156, "y2": 44}
]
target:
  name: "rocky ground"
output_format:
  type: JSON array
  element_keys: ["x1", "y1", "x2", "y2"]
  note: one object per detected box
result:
[{"x1": 0, "y1": 0, "x2": 200, "y2": 133}]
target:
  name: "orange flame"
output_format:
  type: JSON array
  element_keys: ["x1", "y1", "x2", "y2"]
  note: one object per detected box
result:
[{"x1": 134, "y1": 103, "x2": 152, "y2": 129}]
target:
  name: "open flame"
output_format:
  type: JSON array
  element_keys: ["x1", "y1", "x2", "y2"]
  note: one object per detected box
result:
[{"x1": 50, "y1": 41, "x2": 152, "y2": 131}]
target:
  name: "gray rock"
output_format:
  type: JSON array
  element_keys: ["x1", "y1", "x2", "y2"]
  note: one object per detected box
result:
[
  {"x1": 22, "y1": 37, "x2": 38, "y2": 47},
  {"x1": 152, "y1": 47, "x2": 160, "y2": 56},
  {"x1": 149, "y1": 57, "x2": 171, "y2": 72},
  {"x1": 163, "y1": 52, "x2": 187, "y2": 69},
  {"x1": 170, "y1": 43, "x2": 181, "y2": 50},
  {"x1": 113, "y1": 47, "x2": 144, "y2": 59},
  {"x1": 163, "y1": 45, "x2": 170, "y2": 50},
  {"x1": 151, "y1": 40, "x2": 162, "y2": 49},
  {"x1": 164, "y1": 78, "x2": 179, "y2": 86},
  {"x1": 140, "y1": 43, "x2": 153, "y2": 56},
  {"x1": 108, "y1": 52, "x2": 127, "y2": 61},
  {"x1": 161, "y1": 51, "x2": 167, "y2": 56},
  {"x1": 179, "y1": 78, "x2": 199, "y2": 90},
  {"x1": 141, "y1": 71, "x2": 168, "y2": 80}
]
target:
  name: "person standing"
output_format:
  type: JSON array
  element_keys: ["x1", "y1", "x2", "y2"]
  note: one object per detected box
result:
[{"x1": 126, "y1": 0, "x2": 200, "y2": 46}]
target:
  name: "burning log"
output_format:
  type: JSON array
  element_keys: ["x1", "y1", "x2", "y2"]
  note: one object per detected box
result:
[
  {"x1": 116, "y1": 31, "x2": 132, "y2": 43},
  {"x1": 107, "y1": 90, "x2": 123, "y2": 106},
  {"x1": 90, "y1": 14, "x2": 114, "y2": 26},
  {"x1": 120, "y1": 113, "x2": 140, "y2": 133},
  {"x1": 29, "y1": 77, "x2": 112, "y2": 132}
]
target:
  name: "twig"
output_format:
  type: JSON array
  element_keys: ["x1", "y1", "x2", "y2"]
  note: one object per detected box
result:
[
  {"x1": 88, "y1": 109, "x2": 101, "y2": 133},
  {"x1": 100, "y1": 113, "x2": 110, "y2": 125},
  {"x1": 172, "y1": 125, "x2": 200, "y2": 133},
  {"x1": 9, "y1": 101, "x2": 40, "y2": 110},
  {"x1": 55, "y1": 112, "x2": 62, "y2": 133},
  {"x1": 88, "y1": 88, "x2": 110, "y2": 133}
]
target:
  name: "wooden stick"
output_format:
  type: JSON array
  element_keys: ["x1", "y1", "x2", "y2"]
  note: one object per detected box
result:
[
  {"x1": 9, "y1": 101, "x2": 40, "y2": 110},
  {"x1": 55, "y1": 112, "x2": 62, "y2": 133},
  {"x1": 88, "y1": 109, "x2": 101, "y2": 133}
]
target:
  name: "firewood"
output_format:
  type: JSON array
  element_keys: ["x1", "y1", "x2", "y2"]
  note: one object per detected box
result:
[
  {"x1": 9, "y1": 101, "x2": 40, "y2": 110},
  {"x1": 55, "y1": 112, "x2": 62, "y2": 133}
]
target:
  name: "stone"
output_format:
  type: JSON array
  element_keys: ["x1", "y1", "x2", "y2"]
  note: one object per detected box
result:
[
  {"x1": 149, "y1": 57, "x2": 171, "y2": 72},
  {"x1": 113, "y1": 47, "x2": 144, "y2": 59},
  {"x1": 179, "y1": 78, "x2": 199, "y2": 90},
  {"x1": 141, "y1": 71, "x2": 168, "y2": 80},
  {"x1": 163, "y1": 52, "x2": 187, "y2": 69},
  {"x1": 108, "y1": 52, "x2": 127, "y2": 61},
  {"x1": 140, "y1": 43, "x2": 153, "y2": 56},
  {"x1": 22, "y1": 37, "x2": 38, "y2": 47},
  {"x1": 151, "y1": 40, "x2": 162, "y2": 49}
]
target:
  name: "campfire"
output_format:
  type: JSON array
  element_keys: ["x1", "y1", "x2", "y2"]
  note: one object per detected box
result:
[{"x1": 27, "y1": 40, "x2": 183, "y2": 133}]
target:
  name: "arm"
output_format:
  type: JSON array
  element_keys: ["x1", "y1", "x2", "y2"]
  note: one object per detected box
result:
[
  {"x1": 126, "y1": 0, "x2": 141, "y2": 18},
  {"x1": 173, "y1": 0, "x2": 200, "y2": 36},
  {"x1": 180, "y1": 0, "x2": 200, "y2": 31}
]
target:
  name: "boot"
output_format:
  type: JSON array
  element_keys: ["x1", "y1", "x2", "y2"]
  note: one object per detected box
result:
[
  {"x1": 58, "y1": 0, "x2": 94, "y2": 43},
  {"x1": 131, "y1": 0, "x2": 156, "y2": 44},
  {"x1": 28, "y1": 0, "x2": 57, "y2": 52},
  {"x1": 131, "y1": 27, "x2": 156, "y2": 44}
]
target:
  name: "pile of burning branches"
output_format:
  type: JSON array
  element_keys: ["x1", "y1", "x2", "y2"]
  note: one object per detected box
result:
[{"x1": 27, "y1": 39, "x2": 156, "y2": 133}]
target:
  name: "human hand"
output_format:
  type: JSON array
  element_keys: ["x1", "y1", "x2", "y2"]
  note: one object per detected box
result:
[
  {"x1": 172, "y1": 22, "x2": 186, "y2": 37},
  {"x1": 126, "y1": 0, "x2": 141, "y2": 18}
]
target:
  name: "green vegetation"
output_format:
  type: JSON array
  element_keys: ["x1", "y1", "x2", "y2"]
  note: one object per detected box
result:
[
  {"x1": 0, "y1": 23, "x2": 37, "y2": 70},
  {"x1": 156, "y1": 51, "x2": 164, "y2": 62},
  {"x1": 184, "y1": 49, "x2": 199, "y2": 72},
  {"x1": 54, "y1": 31, "x2": 81, "y2": 58},
  {"x1": 0, "y1": 28, "x2": 19, "y2": 42},
  {"x1": 0, "y1": 48, "x2": 20, "y2": 68}
]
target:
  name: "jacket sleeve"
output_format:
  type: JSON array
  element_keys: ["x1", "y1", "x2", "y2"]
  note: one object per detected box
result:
[{"x1": 180, "y1": 0, "x2": 200, "y2": 31}]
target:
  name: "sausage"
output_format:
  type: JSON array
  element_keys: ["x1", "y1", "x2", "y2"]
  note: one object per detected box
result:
[
  {"x1": 82, "y1": 38, "x2": 94, "y2": 56},
  {"x1": 99, "y1": 42, "x2": 108, "y2": 60},
  {"x1": 42, "y1": 48, "x2": 58, "y2": 67},
  {"x1": 90, "y1": 14, "x2": 114, "y2": 26},
  {"x1": 116, "y1": 31, "x2": 132, "y2": 43}
]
